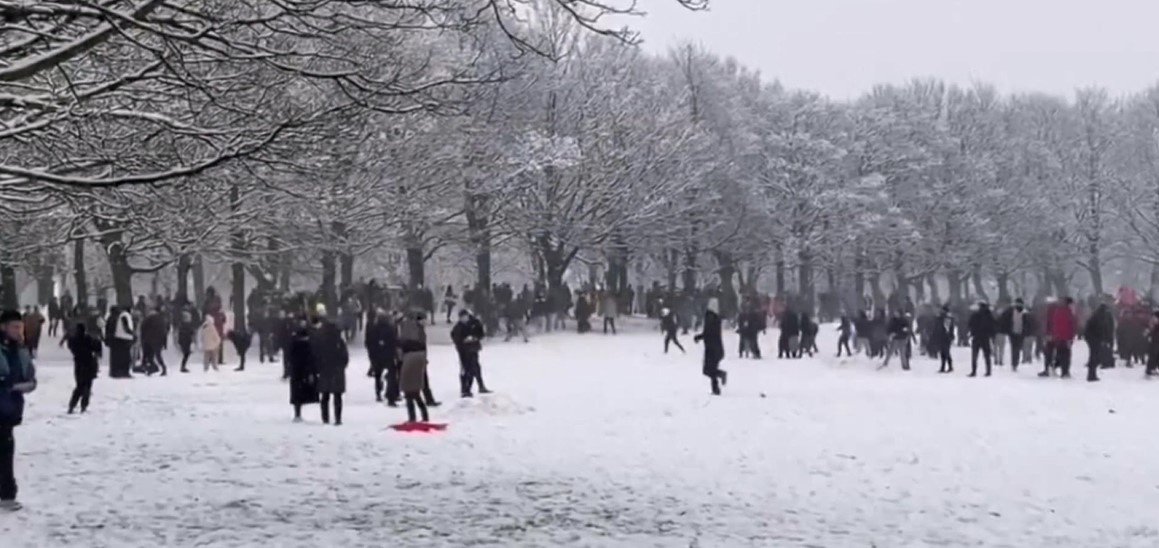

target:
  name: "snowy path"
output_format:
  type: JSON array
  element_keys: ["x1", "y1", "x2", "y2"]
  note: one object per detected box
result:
[{"x1": 3, "y1": 327, "x2": 1159, "y2": 547}]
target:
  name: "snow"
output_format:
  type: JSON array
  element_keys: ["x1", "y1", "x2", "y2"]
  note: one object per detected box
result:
[{"x1": 4, "y1": 325, "x2": 1159, "y2": 547}]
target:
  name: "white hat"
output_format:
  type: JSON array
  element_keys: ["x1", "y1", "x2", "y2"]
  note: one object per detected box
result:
[{"x1": 707, "y1": 298, "x2": 720, "y2": 314}]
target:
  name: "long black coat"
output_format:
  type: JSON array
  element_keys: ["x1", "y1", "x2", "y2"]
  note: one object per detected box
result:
[
  {"x1": 287, "y1": 331, "x2": 319, "y2": 406},
  {"x1": 67, "y1": 330, "x2": 102, "y2": 381},
  {"x1": 696, "y1": 310, "x2": 724, "y2": 373},
  {"x1": 451, "y1": 317, "x2": 485, "y2": 354},
  {"x1": 365, "y1": 317, "x2": 398, "y2": 366},
  {"x1": 310, "y1": 321, "x2": 348, "y2": 394}
]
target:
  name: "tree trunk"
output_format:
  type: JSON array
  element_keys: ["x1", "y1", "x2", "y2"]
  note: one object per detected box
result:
[
  {"x1": 681, "y1": 247, "x2": 698, "y2": 293},
  {"x1": 971, "y1": 264, "x2": 990, "y2": 303},
  {"x1": 948, "y1": 269, "x2": 963, "y2": 304},
  {"x1": 192, "y1": 254, "x2": 206, "y2": 306},
  {"x1": 996, "y1": 272, "x2": 1011, "y2": 304},
  {"x1": 36, "y1": 263, "x2": 54, "y2": 305},
  {"x1": 335, "y1": 221, "x2": 353, "y2": 290},
  {"x1": 665, "y1": 249, "x2": 678, "y2": 290},
  {"x1": 853, "y1": 251, "x2": 866, "y2": 305},
  {"x1": 175, "y1": 254, "x2": 192, "y2": 305},
  {"x1": 797, "y1": 249, "x2": 814, "y2": 314},
  {"x1": 1086, "y1": 242, "x2": 1104, "y2": 297},
  {"x1": 405, "y1": 247, "x2": 425, "y2": 290},
  {"x1": 229, "y1": 183, "x2": 247, "y2": 328},
  {"x1": 774, "y1": 244, "x2": 786, "y2": 296},
  {"x1": 466, "y1": 196, "x2": 492, "y2": 292},
  {"x1": 73, "y1": 237, "x2": 88, "y2": 306},
  {"x1": 926, "y1": 273, "x2": 941, "y2": 305},
  {"x1": 320, "y1": 249, "x2": 337, "y2": 313},
  {"x1": 0, "y1": 264, "x2": 15, "y2": 310},
  {"x1": 106, "y1": 246, "x2": 133, "y2": 307},
  {"x1": 715, "y1": 250, "x2": 737, "y2": 318}
]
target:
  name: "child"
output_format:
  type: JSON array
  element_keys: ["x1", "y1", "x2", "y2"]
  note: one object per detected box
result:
[
  {"x1": 837, "y1": 316, "x2": 854, "y2": 357},
  {"x1": 200, "y1": 316, "x2": 221, "y2": 372}
]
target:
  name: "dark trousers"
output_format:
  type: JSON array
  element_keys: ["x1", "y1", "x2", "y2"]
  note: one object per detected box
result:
[
  {"x1": 109, "y1": 341, "x2": 132, "y2": 378},
  {"x1": 1054, "y1": 342, "x2": 1073, "y2": 376},
  {"x1": 1009, "y1": 335, "x2": 1025, "y2": 370},
  {"x1": 739, "y1": 333, "x2": 761, "y2": 358},
  {"x1": 405, "y1": 391, "x2": 429, "y2": 422},
  {"x1": 179, "y1": 342, "x2": 192, "y2": 372},
  {"x1": 320, "y1": 393, "x2": 343, "y2": 424},
  {"x1": 385, "y1": 362, "x2": 401, "y2": 403},
  {"x1": 971, "y1": 339, "x2": 992, "y2": 376},
  {"x1": 663, "y1": 331, "x2": 684, "y2": 353},
  {"x1": 69, "y1": 375, "x2": 94, "y2": 413},
  {"x1": 1086, "y1": 341, "x2": 1105, "y2": 381},
  {"x1": 422, "y1": 371, "x2": 437, "y2": 405},
  {"x1": 603, "y1": 317, "x2": 616, "y2": 334},
  {"x1": 704, "y1": 358, "x2": 725, "y2": 395},
  {"x1": 459, "y1": 352, "x2": 487, "y2": 396},
  {"x1": 258, "y1": 333, "x2": 272, "y2": 363},
  {"x1": 0, "y1": 426, "x2": 15, "y2": 501},
  {"x1": 371, "y1": 359, "x2": 387, "y2": 401},
  {"x1": 142, "y1": 343, "x2": 166, "y2": 375},
  {"x1": 837, "y1": 335, "x2": 852, "y2": 357},
  {"x1": 938, "y1": 343, "x2": 953, "y2": 372}
]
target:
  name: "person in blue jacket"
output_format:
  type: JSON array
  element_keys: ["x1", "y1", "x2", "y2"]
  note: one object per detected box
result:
[{"x1": 0, "y1": 309, "x2": 37, "y2": 511}]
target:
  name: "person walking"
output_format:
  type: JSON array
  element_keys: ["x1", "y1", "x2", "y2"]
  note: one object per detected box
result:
[
  {"x1": 286, "y1": 317, "x2": 319, "y2": 422},
  {"x1": 1083, "y1": 303, "x2": 1115, "y2": 383},
  {"x1": 0, "y1": 309, "x2": 37, "y2": 510},
  {"x1": 140, "y1": 309, "x2": 168, "y2": 376},
  {"x1": 366, "y1": 309, "x2": 398, "y2": 403},
  {"x1": 66, "y1": 322, "x2": 102, "y2": 414},
  {"x1": 881, "y1": 309, "x2": 912, "y2": 370},
  {"x1": 1042, "y1": 297, "x2": 1077, "y2": 378},
  {"x1": 968, "y1": 302, "x2": 996, "y2": 377},
  {"x1": 661, "y1": 307, "x2": 685, "y2": 354},
  {"x1": 200, "y1": 316, "x2": 221, "y2": 372},
  {"x1": 310, "y1": 314, "x2": 349, "y2": 425},
  {"x1": 398, "y1": 312, "x2": 430, "y2": 423},
  {"x1": 836, "y1": 316, "x2": 854, "y2": 357},
  {"x1": 997, "y1": 298, "x2": 1033, "y2": 371},
  {"x1": 694, "y1": 298, "x2": 728, "y2": 395},
  {"x1": 932, "y1": 305, "x2": 956, "y2": 373},
  {"x1": 602, "y1": 292, "x2": 618, "y2": 334},
  {"x1": 452, "y1": 310, "x2": 490, "y2": 398}
]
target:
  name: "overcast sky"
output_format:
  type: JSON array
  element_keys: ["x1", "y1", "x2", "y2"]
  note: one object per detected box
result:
[{"x1": 627, "y1": 0, "x2": 1159, "y2": 100}]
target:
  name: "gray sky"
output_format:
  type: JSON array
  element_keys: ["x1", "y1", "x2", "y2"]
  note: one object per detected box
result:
[{"x1": 628, "y1": 0, "x2": 1159, "y2": 100}]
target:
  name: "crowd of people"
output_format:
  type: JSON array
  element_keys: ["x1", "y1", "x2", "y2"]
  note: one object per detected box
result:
[{"x1": 3, "y1": 276, "x2": 1159, "y2": 512}]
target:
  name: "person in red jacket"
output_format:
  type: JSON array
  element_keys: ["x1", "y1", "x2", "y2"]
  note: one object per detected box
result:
[{"x1": 1042, "y1": 297, "x2": 1077, "y2": 378}]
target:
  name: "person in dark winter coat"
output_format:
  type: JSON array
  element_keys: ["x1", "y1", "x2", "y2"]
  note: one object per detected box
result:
[
  {"x1": 799, "y1": 313, "x2": 818, "y2": 357},
  {"x1": 737, "y1": 306, "x2": 765, "y2": 359},
  {"x1": 398, "y1": 313, "x2": 430, "y2": 422},
  {"x1": 932, "y1": 305, "x2": 956, "y2": 373},
  {"x1": 66, "y1": 323, "x2": 102, "y2": 414},
  {"x1": 365, "y1": 309, "x2": 398, "y2": 403},
  {"x1": 1146, "y1": 311, "x2": 1159, "y2": 377},
  {"x1": 881, "y1": 309, "x2": 912, "y2": 370},
  {"x1": 309, "y1": 317, "x2": 348, "y2": 425},
  {"x1": 1083, "y1": 303, "x2": 1115, "y2": 382},
  {"x1": 660, "y1": 307, "x2": 684, "y2": 354},
  {"x1": 836, "y1": 316, "x2": 853, "y2": 357},
  {"x1": 778, "y1": 307, "x2": 800, "y2": 359},
  {"x1": 139, "y1": 310, "x2": 168, "y2": 376},
  {"x1": 0, "y1": 309, "x2": 36, "y2": 510},
  {"x1": 694, "y1": 298, "x2": 728, "y2": 395},
  {"x1": 175, "y1": 304, "x2": 197, "y2": 373},
  {"x1": 452, "y1": 310, "x2": 490, "y2": 398},
  {"x1": 997, "y1": 298, "x2": 1033, "y2": 371},
  {"x1": 287, "y1": 319, "x2": 319, "y2": 421},
  {"x1": 227, "y1": 328, "x2": 251, "y2": 372},
  {"x1": 968, "y1": 302, "x2": 997, "y2": 377}
]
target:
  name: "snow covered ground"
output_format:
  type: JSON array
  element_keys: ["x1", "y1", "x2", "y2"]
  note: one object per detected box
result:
[{"x1": 3, "y1": 324, "x2": 1159, "y2": 548}]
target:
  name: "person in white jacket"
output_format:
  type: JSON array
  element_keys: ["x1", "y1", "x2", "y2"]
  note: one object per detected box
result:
[{"x1": 200, "y1": 317, "x2": 221, "y2": 372}]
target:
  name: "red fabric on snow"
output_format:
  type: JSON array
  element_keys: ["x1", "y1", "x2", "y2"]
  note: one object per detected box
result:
[{"x1": 390, "y1": 422, "x2": 447, "y2": 433}]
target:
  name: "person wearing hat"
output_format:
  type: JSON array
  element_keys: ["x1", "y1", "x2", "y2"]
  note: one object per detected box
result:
[
  {"x1": 967, "y1": 301, "x2": 996, "y2": 377},
  {"x1": 451, "y1": 309, "x2": 489, "y2": 398},
  {"x1": 397, "y1": 311, "x2": 431, "y2": 422},
  {"x1": 932, "y1": 304, "x2": 956, "y2": 373},
  {"x1": 0, "y1": 309, "x2": 37, "y2": 510}
]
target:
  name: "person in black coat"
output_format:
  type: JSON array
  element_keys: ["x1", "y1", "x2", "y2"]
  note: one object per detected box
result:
[
  {"x1": 968, "y1": 302, "x2": 997, "y2": 377},
  {"x1": 660, "y1": 307, "x2": 684, "y2": 354},
  {"x1": 365, "y1": 309, "x2": 398, "y2": 403},
  {"x1": 694, "y1": 298, "x2": 728, "y2": 395},
  {"x1": 799, "y1": 313, "x2": 818, "y2": 358},
  {"x1": 1084, "y1": 303, "x2": 1115, "y2": 382},
  {"x1": 140, "y1": 310, "x2": 169, "y2": 376},
  {"x1": 287, "y1": 318, "x2": 319, "y2": 422},
  {"x1": 175, "y1": 304, "x2": 197, "y2": 373},
  {"x1": 66, "y1": 323, "x2": 102, "y2": 414},
  {"x1": 228, "y1": 328, "x2": 251, "y2": 372},
  {"x1": 932, "y1": 305, "x2": 956, "y2": 373},
  {"x1": 836, "y1": 316, "x2": 853, "y2": 357},
  {"x1": 309, "y1": 316, "x2": 349, "y2": 425},
  {"x1": 778, "y1": 307, "x2": 800, "y2": 359},
  {"x1": 737, "y1": 306, "x2": 765, "y2": 359},
  {"x1": 1146, "y1": 311, "x2": 1159, "y2": 377},
  {"x1": 451, "y1": 310, "x2": 489, "y2": 398}
]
